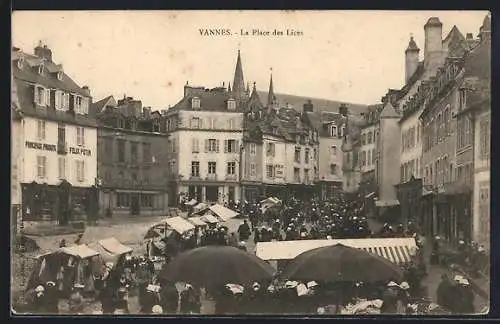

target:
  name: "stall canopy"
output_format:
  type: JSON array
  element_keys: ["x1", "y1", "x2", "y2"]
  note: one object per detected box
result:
[
  {"x1": 200, "y1": 214, "x2": 220, "y2": 224},
  {"x1": 187, "y1": 217, "x2": 207, "y2": 227},
  {"x1": 255, "y1": 238, "x2": 417, "y2": 266},
  {"x1": 375, "y1": 200, "x2": 400, "y2": 207},
  {"x1": 365, "y1": 192, "x2": 376, "y2": 199},
  {"x1": 166, "y1": 216, "x2": 195, "y2": 234},
  {"x1": 193, "y1": 202, "x2": 208, "y2": 212},
  {"x1": 209, "y1": 204, "x2": 239, "y2": 221},
  {"x1": 60, "y1": 244, "x2": 100, "y2": 259},
  {"x1": 185, "y1": 199, "x2": 197, "y2": 206},
  {"x1": 260, "y1": 197, "x2": 282, "y2": 213},
  {"x1": 88, "y1": 237, "x2": 132, "y2": 265}
]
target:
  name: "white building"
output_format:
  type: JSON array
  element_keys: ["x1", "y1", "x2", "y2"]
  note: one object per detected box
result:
[{"x1": 12, "y1": 42, "x2": 98, "y2": 222}]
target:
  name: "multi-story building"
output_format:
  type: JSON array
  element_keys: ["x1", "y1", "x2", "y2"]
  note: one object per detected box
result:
[
  {"x1": 12, "y1": 42, "x2": 98, "y2": 224},
  {"x1": 95, "y1": 96, "x2": 171, "y2": 217},
  {"x1": 11, "y1": 72, "x2": 23, "y2": 232},
  {"x1": 307, "y1": 107, "x2": 347, "y2": 200},
  {"x1": 454, "y1": 16, "x2": 490, "y2": 248}
]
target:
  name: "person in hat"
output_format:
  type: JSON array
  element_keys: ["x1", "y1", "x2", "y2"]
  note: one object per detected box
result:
[
  {"x1": 180, "y1": 283, "x2": 201, "y2": 314},
  {"x1": 380, "y1": 281, "x2": 399, "y2": 313},
  {"x1": 140, "y1": 284, "x2": 161, "y2": 314},
  {"x1": 228, "y1": 232, "x2": 238, "y2": 247},
  {"x1": 456, "y1": 277, "x2": 475, "y2": 314},
  {"x1": 436, "y1": 273, "x2": 454, "y2": 312},
  {"x1": 30, "y1": 285, "x2": 47, "y2": 313},
  {"x1": 238, "y1": 220, "x2": 251, "y2": 242},
  {"x1": 114, "y1": 286, "x2": 130, "y2": 314},
  {"x1": 43, "y1": 281, "x2": 59, "y2": 314},
  {"x1": 68, "y1": 284, "x2": 85, "y2": 314},
  {"x1": 159, "y1": 281, "x2": 179, "y2": 314}
]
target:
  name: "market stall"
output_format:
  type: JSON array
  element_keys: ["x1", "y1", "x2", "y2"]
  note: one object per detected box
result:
[
  {"x1": 88, "y1": 237, "x2": 132, "y2": 268},
  {"x1": 187, "y1": 216, "x2": 208, "y2": 227}
]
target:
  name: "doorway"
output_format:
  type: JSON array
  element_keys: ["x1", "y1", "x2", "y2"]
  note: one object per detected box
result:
[{"x1": 130, "y1": 193, "x2": 140, "y2": 215}]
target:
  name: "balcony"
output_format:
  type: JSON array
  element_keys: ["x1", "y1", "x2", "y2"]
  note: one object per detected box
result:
[
  {"x1": 206, "y1": 173, "x2": 218, "y2": 181},
  {"x1": 57, "y1": 142, "x2": 68, "y2": 155}
]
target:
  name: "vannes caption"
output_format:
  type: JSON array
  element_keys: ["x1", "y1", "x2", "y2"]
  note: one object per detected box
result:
[{"x1": 199, "y1": 28, "x2": 304, "y2": 37}]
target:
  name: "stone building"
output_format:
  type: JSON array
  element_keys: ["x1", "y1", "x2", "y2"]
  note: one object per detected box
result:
[
  {"x1": 12, "y1": 42, "x2": 98, "y2": 225},
  {"x1": 94, "y1": 95, "x2": 171, "y2": 217}
]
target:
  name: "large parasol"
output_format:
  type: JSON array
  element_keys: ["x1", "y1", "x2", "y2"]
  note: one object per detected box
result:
[
  {"x1": 159, "y1": 246, "x2": 276, "y2": 286},
  {"x1": 279, "y1": 243, "x2": 403, "y2": 283}
]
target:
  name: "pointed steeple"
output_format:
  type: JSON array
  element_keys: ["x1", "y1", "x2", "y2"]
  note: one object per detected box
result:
[
  {"x1": 247, "y1": 81, "x2": 263, "y2": 113},
  {"x1": 267, "y1": 71, "x2": 276, "y2": 107},
  {"x1": 246, "y1": 82, "x2": 250, "y2": 94},
  {"x1": 232, "y1": 49, "x2": 246, "y2": 101},
  {"x1": 227, "y1": 82, "x2": 231, "y2": 93}
]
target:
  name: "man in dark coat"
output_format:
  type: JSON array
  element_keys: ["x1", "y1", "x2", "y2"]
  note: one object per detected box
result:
[
  {"x1": 238, "y1": 220, "x2": 251, "y2": 241},
  {"x1": 43, "y1": 281, "x2": 59, "y2": 314},
  {"x1": 436, "y1": 274, "x2": 454, "y2": 312}
]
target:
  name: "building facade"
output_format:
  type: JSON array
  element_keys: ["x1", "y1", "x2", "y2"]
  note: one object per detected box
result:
[
  {"x1": 12, "y1": 42, "x2": 98, "y2": 224},
  {"x1": 95, "y1": 96, "x2": 171, "y2": 217}
]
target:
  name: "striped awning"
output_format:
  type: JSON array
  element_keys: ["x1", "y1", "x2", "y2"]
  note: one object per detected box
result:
[{"x1": 255, "y1": 238, "x2": 417, "y2": 265}]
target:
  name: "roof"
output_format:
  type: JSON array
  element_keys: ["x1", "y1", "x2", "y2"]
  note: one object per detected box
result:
[
  {"x1": 165, "y1": 216, "x2": 195, "y2": 234},
  {"x1": 424, "y1": 17, "x2": 442, "y2": 28},
  {"x1": 380, "y1": 102, "x2": 400, "y2": 118},
  {"x1": 462, "y1": 38, "x2": 491, "y2": 110},
  {"x1": 255, "y1": 238, "x2": 417, "y2": 264},
  {"x1": 91, "y1": 95, "x2": 115, "y2": 116},
  {"x1": 405, "y1": 37, "x2": 419, "y2": 52},
  {"x1": 97, "y1": 237, "x2": 132, "y2": 255},
  {"x1": 60, "y1": 244, "x2": 99, "y2": 259},
  {"x1": 187, "y1": 217, "x2": 207, "y2": 227},
  {"x1": 257, "y1": 91, "x2": 368, "y2": 116},
  {"x1": 209, "y1": 204, "x2": 239, "y2": 221},
  {"x1": 171, "y1": 88, "x2": 243, "y2": 113}
]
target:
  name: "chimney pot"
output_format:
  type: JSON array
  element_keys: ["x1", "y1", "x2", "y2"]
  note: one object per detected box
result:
[{"x1": 466, "y1": 33, "x2": 473, "y2": 39}]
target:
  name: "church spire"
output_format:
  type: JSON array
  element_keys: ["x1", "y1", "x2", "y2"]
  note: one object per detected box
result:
[
  {"x1": 232, "y1": 49, "x2": 246, "y2": 101},
  {"x1": 267, "y1": 69, "x2": 276, "y2": 107},
  {"x1": 227, "y1": 82, "x2": 231, "y2": 93}
]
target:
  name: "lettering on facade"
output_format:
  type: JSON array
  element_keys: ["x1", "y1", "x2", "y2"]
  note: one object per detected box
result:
[
  {"x1": 25, "y1": 141, "x2": 57, "y2": 151},
  {"x1": 69, "y1": 147, "x2": 92, "y2": 156}
]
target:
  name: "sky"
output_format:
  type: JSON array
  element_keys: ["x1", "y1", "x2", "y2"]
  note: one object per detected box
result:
[{"x1": 12, "y1": 10, "x2": 489, "y2": 110}]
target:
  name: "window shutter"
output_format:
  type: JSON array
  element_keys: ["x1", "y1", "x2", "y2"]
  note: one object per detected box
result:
[
  {"x1": 204, "y1": 139, "x2": 209, "y2": 153},
  {"x1": 337, "y1": 126, "x2": 342, "y2": 137},
  {"x1": 224, "y1": 140, "x2": 228, "y2": 153},
  {"x1": 199, "y1": 119, "x2": 204, "y2": 129},
  {"x1": 216, "y1": 140, "x2": 220, "y2": 153},
  {"x1": 34, "y1": 86, "x2": 39, "y2": 104},
  {"x1": 82, "y1": 128, "x2": 85, "y2": 146}
]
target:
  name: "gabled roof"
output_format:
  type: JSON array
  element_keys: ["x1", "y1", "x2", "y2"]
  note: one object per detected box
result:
[
  {"x1": 380, "y1": 102, "x2": 400, "y2": 118},
  {"x1": 91, "y1": 95, "x2": 115, "y2": 116},
  {"x1": 171, "y1": 88, "x2": 242, "y2": 113}
]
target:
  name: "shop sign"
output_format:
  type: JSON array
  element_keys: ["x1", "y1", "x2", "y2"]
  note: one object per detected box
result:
[
  {"x1": 69, "y1": 147, "x2": 92, "y2": 156},
  {"x1": 25, "y1": 141, "x2": 56, "y2": 151}
]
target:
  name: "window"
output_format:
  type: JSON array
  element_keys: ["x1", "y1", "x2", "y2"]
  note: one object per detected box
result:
[
  {"x1": 58, "y1": 157, "x2": 66, "y2": 179},
  {"x1": 331, "y1": 145, "x2": 337, "y2": 156},
  {"x1": 362, "y1": 134, "x2": 366, "y2": 145},
  {"x1": 329, "y1": 125, "x2": 337, "y2": 137},
  {"x1": 192, "y1": 138, "x2": 200, "y2": 153},
  {"x1": 250, "y1": 143, "x2": 256, "y2": 155},
  {"x1": 227, "y1": 99, "x2": 236, "y2": 110},
  {"x1": 37, "y1": 156, "x2": 47, "y2": 178},
  {"x1": 62, "y1": 93, "x2": 70, "y2": 110},
  {"x1": 367, "y1": 150, "x2": 372, "y2": 165},
  {"x1": 305, "y1": 148, "x2": 310, "y2": 164},
  {"x1": 480, "y1": 118, "x2": 490, "y2": 159},
  {"x1": 266, "y1": 164, "x2": 275, "y2": 178},
  {"x1": 191, "y1": 161, "x2": 200, "y2": 177},
  {"x1": 130, "y1": 142, "x2": 138, "y2": 164},
  {"x1": 57, "y1": 71, "x2": 63, "y2": 80},
  {"x1": 266, "y1": 142, "x2": 275, "y2": 157},
  {"x1": 191, "y1": 117, "x2": 201, "y2": 129},
  {"x1": 153, "y1": 120, "x2": 160, "y2": 132},
  {"x1": 55, "y1": 91, "x2": 63, "y2": 110},
  {"x1": 372, "y1": 149, "x2": 376, "y2": 164},
  {"x1": 143, "y1": 143, "x2": 151, "y2": 163},
  {"x1": 330, "y1": 164, "x2": 337, "y2": 175},
  {"x1": 459, "y1": 90, "x2": 467, "y2": 111},
  {"x1": 464, "y1": 116, "x2": 472, "y2": 147},
  {"x1": 368, "y1": 131, "x2": 373, "y2": 144},
  {"x1": 294, "y1": 168, "x2": 300, "y2": 182},
  {"x1": 206, "y1": 139, "x2": 219, "y2": 152},
  {"x1": 117, "y1": 193, "x2": 130, "y2": 208},
  {"x1": 38, "y1": 64, "x2": 44, "y2": 75},
  {"x1": 117, "y1": 139, "x2": 126, "y2": 162},
  {"x1": 208, "y1": 162, "x2": 217, "y2": 174},
  {"x1": 250, "y1": 163, "x2": 256, "y2": 176},
  {"x1": 37, "y1": 120, "x2": 46, "y2": 140},
  {"x1": 228, "y1": 119, "x2": 235, "y2": 130},
  {"x1": 209, "y1": 118, "x2": 215, "y2": 129},
  {"x1": 169, "y1": 160, "x2": 176, "y2": 175},
  {"x1": 227, "y1": 162, "x2": 236, "y2": 175},
  {"x1": 76, "y1": 127, "x2": 85, "y2": 146},
  {"x1": 294, "y1": 147, "x2": 301, "y2": 163},
  {"x1": 304, "y1": 169, "x2": 310, "y2": 182},
  {"x1": 141, "y1": 194, "x2": 153, "y2": 208},
  {"x1": 75, "y1": 96, "x2": 83, "y2": 114},
  {"x1": 76, "y1": 160, "x2": 85, "y2": 182},
  {"x1": 192, "y1": 97, "x2": 200, "y2": 109},
  {"x1": 224, "y1": 139, "x2": 238, "y2": 153}
]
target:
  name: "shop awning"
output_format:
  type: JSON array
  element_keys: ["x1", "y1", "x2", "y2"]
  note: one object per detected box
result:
[
  {"x1": 193, "y1": 202, "x2": 208, "y2": 211},
  {"x1": 185, "y1": 199, "x2": 197, "y2": 206},
  {"x1": 187, "y1": 217, "x2": 207, "y2": 227},
  {"x1": 165, "y1": 216, "x2": 195, "y2": 234},
  {"x1": 60, "y1": 244, "x2": 100, "y2": 259},
  {"x1": 365, "y1": 192, "x2": 376, "y2": 199},
  {"x1": 375, "y1": 200, "x2": 400, "y2": 207},
  {"x1": 200, "y1": 214, "x2": 220, "y2": 224},
  {"x1": 97, "y1": 237, "x2": 132, "y2": 255},
  {"x1": 255, "y1": 238, "x2": 417, "y2": 265},
  {"x1": 209, "y1": 204, "x2": 239, "y2": 221}
]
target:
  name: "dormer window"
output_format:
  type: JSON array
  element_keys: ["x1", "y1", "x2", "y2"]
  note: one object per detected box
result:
[
  {"x1": 38, "y1": 64, "x2": 44, "y2": 76},
  {"x1": 192, "y1": 97, "x2": 200, "y2": 109},
  {"x1": 17, "y1": 58, "x2": 24, "y2": 69},
  {"x1": 57, "y1": 71, "x2": 63, "y2": 81},
  {"x1": 75, "y1": 96, "x2": 83, "y2": 114},
  {"x1": 118, "y1": 118, "x2": 125, "y2": 129},
  {"x1": 227, "y1": 99, "x2": 236, "y2": 111},
  {"x1": 272, "y1": 127, "x2": 279, "y2": 136},
  {"x1": 329, "y1": 125, "x2": 337, "y2": 138},
  {"x1": 153, "y1": 120, "x2": 160, "y2": 132}
]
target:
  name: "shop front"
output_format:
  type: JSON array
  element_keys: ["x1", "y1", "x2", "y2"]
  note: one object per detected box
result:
[{"x1": 395, "y1": 176, "x2": 423, "y2": 229}]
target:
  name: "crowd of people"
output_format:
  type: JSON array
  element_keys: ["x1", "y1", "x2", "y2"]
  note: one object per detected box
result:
[{"x1": 23, "y1": 193, "x2": 480, "y2": 315}]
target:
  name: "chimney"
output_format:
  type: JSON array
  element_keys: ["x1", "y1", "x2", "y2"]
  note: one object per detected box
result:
[
  {"x1": 132, "y1": 100, "x2": 142, "y2": 118},
  {"x1": 34, "y1": 41, "x2": 53, "y2": 62},
  {"x1": 405, "y1": 36, "x2": 420, "y2": 84},
  {"x1": 143, "y1": 107, "x2": 152, "y2": 119},
  {"x1": 423, "y1": 17, "x2": 444, "y2": 71},
  {"x1": 81, "y1": 85, "x2": 90, "y2": 96},
  {"x1": 466, "y1": 33, "x2": 473, "y2": 40},
  {"x1": 339, "y1": 103, "x2": 349, "y2": 117},
  {"x1": 303, "y1": 99, "x2": 314, "y2": 113}
]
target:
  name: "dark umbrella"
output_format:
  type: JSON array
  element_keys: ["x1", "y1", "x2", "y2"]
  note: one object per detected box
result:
[
  {"x1": 159, "y1": 246, "x2": 275, "y2": 286},
  {"x1": 279, "y1": 243, "x2": 403, "y2": 283}
]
